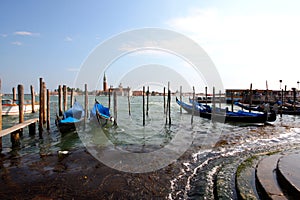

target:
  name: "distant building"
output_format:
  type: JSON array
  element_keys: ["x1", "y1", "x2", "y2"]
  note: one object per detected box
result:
[
  {"x1": 110, "y1": 83, "x2": 131, "y2": 96},
  {"x1": 96, "y1": 75, "x2": 131, "y2": 96},
  {"x1": 132, "y1": 90, "x2": 144, "y2": 96},
  {"x1": 103, "y1": 73, "x2": 108, "y2": 92}
]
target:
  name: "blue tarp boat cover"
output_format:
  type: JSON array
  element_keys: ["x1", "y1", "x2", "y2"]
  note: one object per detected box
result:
[
  {"x1": 226, "y1": 110, "x2": 263, "y2": 117},
  {"x1": 64, "y1": 101, "x2": 84, "y2": 120},
  {"x1": 189, "y1": 98, "x2": 264, "y2": 117},
  {"x1": 91, "y1": 102, "x2": 110, "y2": 119},
  {"x1": 61, "y1": 116, "x2": 81, "y2": 123}
]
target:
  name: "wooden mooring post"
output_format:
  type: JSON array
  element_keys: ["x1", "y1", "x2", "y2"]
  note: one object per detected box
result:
[
  {"x1": 43, "y1": 82, "x2": 47, "y2": 124},
  {"x1": 63, "y1": 85, "x2": 67, "y2": 112},
  {"x1": 249, "y1": 83, "x2": 253, "y2": 113},
  {"x1": 146, "y1": 86, "x2": 149, "y2": 116},
  {"x1": 113, "y1": 91, "x2": 117, "y2": 126},
  {"x1": 30, "y1": 85, "x2": 36, "y2": 113},
  {"x1": 18, "y1": 84, "x2": 24, "y2": 139},
  {"x1": 284, "y1": 85, "x2": 287, "y2": 103},
  {"x1": 231, "y1": 91, "x2": 234, "y2": 112},
  {"x1": 39, "y1": 78, "x2": 44, "y2": 136},
  {"x1": 11, "y1": 84, "x2": 25, "y2": 147},
  {"x1": 47, "y1": 89, "x2": 50, "y2": 130},
  {"x1": 58, "y1": 85, "x2": 63, "y2": 116},
  {"x1": 205, "y1": 86, "x2": 208, "y2": 106},
  {"x1": 165, "y1": 82, "x2": 171, "y2": 126},
  {"x1": 18, "y1": 84, "x2": 24, "y2": 126},
  {"x1": 168, "y1": 85, "x2": 171, "y2": 126},
  {"x1": 128, "y1": 89, "x2": 131, "y2": 116},
  {"x1": 12, "y1": 87, "x2": 16, "y2": 101},
  {"x1": 70, "y1": 88, "x2": 74, "y2": 108},
  {"x1": 292, "y1": 88, "x2": 297, "y2": 111},
  {"x1": 212, "y1": 87, "x2": 216, "y2": 114},
  {"x1": 28, "y1": 121, "x2": 36, "y2": 135},
  {"x1": 163, "y1": 87, "x2": 166, "y2": 114},
  {"x1": 165, "y1": 87, "x2": 168, "y2": 125},
  {"x1": 143, "y1": 86, "x2": 145, "y2": 126},
  {"x1": 280, "y1": 89, "x2": 283, "y2": 118},
  {"x1": 219, "y1": 90, "x2": 222, "y2": 109},
  {"x1": 84, "y1": 84, "x2": 88, "y2": 125},
  {"x1": 108, "y1": 88, "x2": 111, "y2": 110}
]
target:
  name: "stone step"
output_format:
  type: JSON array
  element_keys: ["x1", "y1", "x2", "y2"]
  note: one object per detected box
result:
[
  {"x1": 235, "y1": 155, "x2": 261, "y2": 199},
  {"x1": 255, "y1": 154, "x2": 287, "y2": 200},
  {"x1": 277, "y1": 152, "x2": 300, "y2": 199}
]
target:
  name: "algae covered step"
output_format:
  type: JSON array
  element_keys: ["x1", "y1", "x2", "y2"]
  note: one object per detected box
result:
[
  {"x1": 255, "y1": 154, "x2": 287, "y2": 200},
  {"x1": 236, "y1": 154, "x2": 261, "y2": 200}
]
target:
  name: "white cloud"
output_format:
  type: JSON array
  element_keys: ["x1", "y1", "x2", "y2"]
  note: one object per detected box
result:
[
  {"x1": 167, "y1": 8, "x2": 220, "y2": 39},
  {"x1": 11, "y1": 41, "x2": 22, "y2": 46},
  {"x1": 66, "y1": 68, "x2": 79, "y2": 72},
  {"x1": 14, "y1": 31, "x2": 39, "y2": 36},
  {"x1": 166, "y1": 8, "x2": 300, "y2": 89},
  {"x1": 65, "y1": 36, "x2": 73, "y2": 42},
  {"x1": 131, "y1": 49, "x2": 170, "y2": 57},
  {"x1": 119, "y1": 41, "x2": 159, "y2": 52}
]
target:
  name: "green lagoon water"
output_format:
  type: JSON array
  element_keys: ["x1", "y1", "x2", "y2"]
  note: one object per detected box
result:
[{"x1": 2, "y1": 94, "x2": 300, "y2": 199}]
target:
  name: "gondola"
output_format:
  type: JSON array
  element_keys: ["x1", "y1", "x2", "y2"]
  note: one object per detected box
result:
[
  {"x1": 234, "y1": 102, "x2": 265, "y2": 112},
  {"x1": 90, "y1": 100, "x2": 115, "y2": 127},
  {"x1": 235, "y1": 101, "x2": 300, "y2": 115},
  {"x1": 176, "y1": 97, "x2": 276, "y2": 123},
  {"x1": 55, "y1": 101, "x2": 85, "y2": 133}
]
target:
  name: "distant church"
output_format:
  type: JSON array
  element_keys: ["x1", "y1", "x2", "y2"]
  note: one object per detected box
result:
[
  {"x1": 103, "y1": 73, "x2": 108, "y2": 92},
  {"x1": 96, "y1": 73, "x2": 131, "y2": 96}
]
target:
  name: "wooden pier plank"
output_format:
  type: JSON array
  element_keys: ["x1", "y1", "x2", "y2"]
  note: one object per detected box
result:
[{"x1": 0, "y1": 118, "x2": 38, "y2": 137}]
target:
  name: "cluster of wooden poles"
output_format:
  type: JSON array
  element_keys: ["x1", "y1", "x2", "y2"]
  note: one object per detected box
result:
[
  {"x1": 0, "y1": 79, "x2": 39, "y2": 150},
  {"x1": 40, "y1": 80, "x2": 90, "y2": 130},
  {"x1": 131, "y1": 84, "x2": 224, "y2": 126},
  {"x1": 0, "y1": 78, "x2": 89, "y2": 151},
  {"x1": 37, "y1": 78, "x2": 78, "y2": 134},
  {"x1": 140, "y1": 84, "x2": 223, "y2": 126},
  {"x1": 0, "y1": 78, "x2": 220, "y2": 150},
  {"x1": 140, "y1": 83, "x2": 172, "y2": 126},
  {"x1": 104, "y1": 83, "x2": 172, "y2": 127}
]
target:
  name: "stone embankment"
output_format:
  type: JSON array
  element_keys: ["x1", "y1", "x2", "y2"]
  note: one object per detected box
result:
[{"x1": 237, "y1": 151, "x2": 300, "y2": 199}]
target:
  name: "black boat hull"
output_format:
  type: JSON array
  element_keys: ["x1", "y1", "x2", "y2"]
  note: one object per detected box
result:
[{"x1": 55, "y1": 118, "x2": 83, "y2": 134}]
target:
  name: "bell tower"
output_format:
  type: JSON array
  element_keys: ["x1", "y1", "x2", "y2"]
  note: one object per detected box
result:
[{"x1": 103, "y1": 73, "x2": 108, "y2": 92}]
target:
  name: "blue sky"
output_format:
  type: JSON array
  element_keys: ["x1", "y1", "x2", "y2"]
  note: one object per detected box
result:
[{"x1": 1, "y1": 0, "x2": 300, "y2": 93}]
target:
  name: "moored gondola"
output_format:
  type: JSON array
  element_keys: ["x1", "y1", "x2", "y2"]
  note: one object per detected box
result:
[
  {"x1": 55, "y1": 101, "x2": 85, "y2": 133},
  {"x1": 90, "y1": 99, "x2": 115, "y2": 127},
  {"x1": 176, "y1": 97, "x2": 276, "y2": 124},
  {"x1": 235, "y1": 101, "x2": 300, "y2": 115}
]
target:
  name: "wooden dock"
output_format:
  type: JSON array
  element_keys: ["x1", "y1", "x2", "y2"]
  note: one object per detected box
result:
[{"x1": 0, "y1": 118, "x2": 38, "y2": 137}]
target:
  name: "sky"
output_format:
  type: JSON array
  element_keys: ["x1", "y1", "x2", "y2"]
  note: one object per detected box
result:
[{"x1": 1, "y1": 0, "x2": 300, "y2": 94}]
